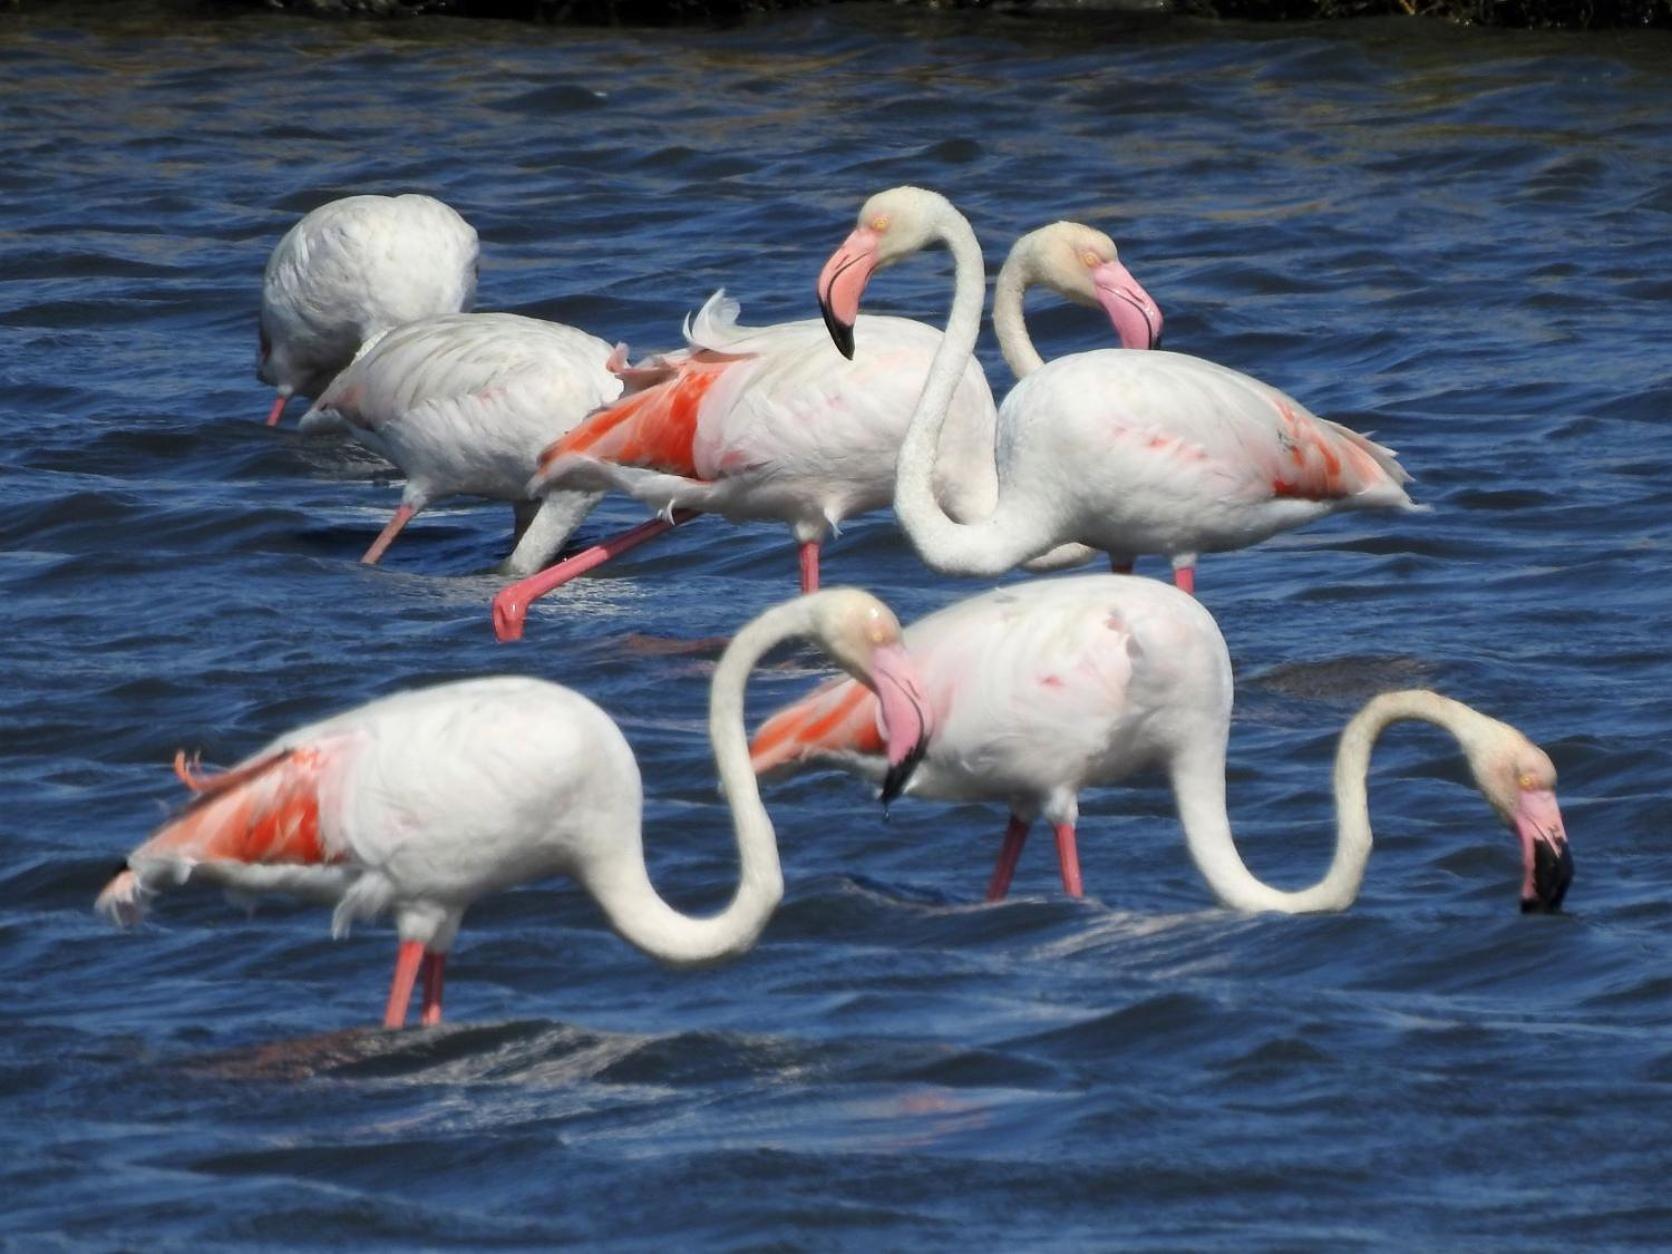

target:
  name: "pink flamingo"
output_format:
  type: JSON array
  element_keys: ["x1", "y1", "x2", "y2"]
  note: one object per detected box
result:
[
  {"x1": 753, "y1": 575, "x2": 1573, "y2": 913},
  {"x1": 818, "y1": 187, "x2": 1421, "y2": 594},
  {"x1": 490, "y1": 235, "x2": 1156, "y2": 642},
  {"x1": 259, "y1": 194, "x2": 478, "y2": 428},
  {"x1": 96, "y1": 590, "x2": 933, "y2": 1030},
  {"x1": 298, "y1": 312, "x2": 622, "y2": 571}
]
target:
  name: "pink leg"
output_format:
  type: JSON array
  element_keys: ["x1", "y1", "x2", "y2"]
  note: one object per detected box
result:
[
  {"x1": 986, "y1": 814, "x2": 1031, "y2": 902},
  {"x1": 362, "y1": 503, "x2": 418, "y2": 566},
  {"x1": 383, "y1": 939, "x2": 424, "y2": 1030},
  {"x1": 264, "y1": 393, "x2": 289, "y2": 427},
  {"x1": 1053, "y1": 823, "x2": 1084, "y2": 897},
  {"x1": 1110, "y1": 557, "x2": 1134, "y2": 575},
  {"x1": 799, "y1": 541, "x2": 820, "y2": 594},
  {"x1": 492, "y1": 509, "x2": 700, "y2": 642},
  {"x1": 419, "y1": 952, "x2": 447, "y2": 1027},
  {"x1": 1173, "y1": 564, "x2": 1196, "y2": 596}
]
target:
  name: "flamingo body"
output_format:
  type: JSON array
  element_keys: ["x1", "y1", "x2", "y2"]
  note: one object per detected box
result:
[
  {"x1": 301, "y1": 312, "x2": 623, "y2": 571},
  {"x1": 535, "y1": 293, "x2": 1000, "y2": 551},
  {"x1": 994, "y1": 349, "x2": 1415, "y2": 566},
  {"x1": 259, "y1": 194, "x2": 478, "y2": 419}
]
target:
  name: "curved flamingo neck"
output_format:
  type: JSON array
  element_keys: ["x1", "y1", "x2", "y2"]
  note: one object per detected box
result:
[
  {"x1": 992, "y1": 242, "x2": 1045, "y2": 380},
  {"x1": 590, "y1": 602, "x2": 821, "y2": 964},
  {"x1": 1169, "y1": 689, "x2": 1494, "y2": 914},
  {"x1": 892, "y1": 207, "x2": 1060, "y2": 576}
]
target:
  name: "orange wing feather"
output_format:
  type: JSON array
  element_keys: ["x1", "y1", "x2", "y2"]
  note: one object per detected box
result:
[
  {"x1": 136, "y1": 746, "x2": 341, "y2": 869},
  {"x1": 538, "y1": 351, "x2": 742, "y2": 478},
  {"x1": 750, "y1": 676, "x2": 884, "y2": 775}
]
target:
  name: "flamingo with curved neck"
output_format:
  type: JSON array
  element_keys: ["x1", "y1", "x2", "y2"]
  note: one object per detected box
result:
[
  {"x1": 817, "y1": 188, "x2": 1421, "y2": 593},
  {"x1": 752, "y1": 575, "x2": 1573, "y2": 913},
  {"x1": 97, "y1": 589, "x2": 934, "y2": 1029}
]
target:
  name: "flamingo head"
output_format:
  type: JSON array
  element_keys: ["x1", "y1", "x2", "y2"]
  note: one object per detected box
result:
[
  {"x1": 808, "y1": 589, "x2": 935, "y2": 804},
  {"x1": 816, "y1": 186, "x2": 955, "y2": 360},
  {"x1": 1458, "y1": 718, "x2": 1573, "y2": 913},
  {"x1": 1007, "y1": 222, "x2": 1163, "y2": 351}
]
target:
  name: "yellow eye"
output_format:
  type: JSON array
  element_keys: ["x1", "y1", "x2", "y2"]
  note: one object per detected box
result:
[
  {"x1": 1517, "y1": 772, "x2": 1538, "y2": 790},
  {"x1": 1082, "y1": 249, "x2": 1103, "y2": 268},
  {"x1": 870, "y1": 215, "x2": 890, "y2": 233}
]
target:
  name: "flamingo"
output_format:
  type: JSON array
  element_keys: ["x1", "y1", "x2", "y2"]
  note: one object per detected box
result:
[
  {"x1": 259, "y1": 194, "x2": 478, "y2": 428},
  {"x1": 816, "y1": 187, "x2": 1421, "y2": 594},
  {"x1": 298, "y1": 312, "x2": 622, "y2": 572},
  {"x1": 95, "y1": 589, "x2": 934, "y2": 1030},
  {"x1": 752, "y1": 575, "x2": 1574, "y2": 913},
  {"x1": 489, "y1": 250, "x2": 1156, "y2": 641}
]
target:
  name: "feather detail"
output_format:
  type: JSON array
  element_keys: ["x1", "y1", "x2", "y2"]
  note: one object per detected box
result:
[{"x1": 750, "y1": 676, "x2": 883, "y2": 775}]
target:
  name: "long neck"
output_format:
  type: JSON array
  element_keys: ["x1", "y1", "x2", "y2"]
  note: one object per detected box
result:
[
  {"x1": 892, "y1": 211, "x2": 1060, "y2": 576},
  {"x1": 588, "y1": 603, "x2": 812, "y2": 965},
  {"x1": 1169, "y1": 690, "x2": 1486, "y2": 914},
  {"x1": 992, "y1": 247, "x2": 1044, "y2": 379}
]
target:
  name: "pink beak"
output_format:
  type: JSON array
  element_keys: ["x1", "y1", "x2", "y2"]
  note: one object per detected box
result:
[
  {"x1": 1513, "y1": 788, "x2": 1573, "y2": 912},
  {"x1": 868, "y1": 641, "x2": 934, "y2": 805},
  {"x1": 1092, "y1": 258, "x2": 1164, "y2": 350},
  {"x1": 815, "y1": 228, "x2": 881, "y2": 360}
]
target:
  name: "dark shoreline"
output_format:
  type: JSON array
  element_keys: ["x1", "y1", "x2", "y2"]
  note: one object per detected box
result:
[{"x1": 5, "y1": 0, "x2": 1670, "y2": 31}]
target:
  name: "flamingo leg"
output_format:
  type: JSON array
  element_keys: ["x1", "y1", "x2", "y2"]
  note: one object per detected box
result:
[
  {"x1": 419, "y1": 952, "x2": 447, "y2": 1027},
  {"x1": 264, "y1": 393, "x2": 289, "y2": 427},
  {"x1": 1053, "y1": 822, "x2": 1084, "y2": 898},
  {"x1": 985, "y1": 814, "x2": 1031, "y2": 902},
  {"x1": 383, "y1": 940, "x2": 425, "y2": 1029},
  {"x1": 492, "y1": 509, "x2": 701, "y2": 642},
  {"x1": 362, "y1": 503, "x2": 420, "y2": 566},
  {"x1": 799, "y1": 541, "x2": 820, "y2": 594},
  {"x1": 1173, "y1": 565, "x2": 1196, "y2": 596},
  {"x1": 1110, "y1": 557, "x2": 1134, "y2": 575}
]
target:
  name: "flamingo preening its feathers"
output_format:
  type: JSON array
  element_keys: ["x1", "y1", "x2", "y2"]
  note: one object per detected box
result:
[
  {"x1": 97, "y1": 590, "x2": 934, "y2": 1030},
  {"x1": 817, "y1": 187, "x2": 1420, "y2": 593},
  {"x1": 258, "y1": 194, "x2": 478, "y2": 428},
  {"x1": 752, "y1": 575, "x2": 1573, "y2": 913}
]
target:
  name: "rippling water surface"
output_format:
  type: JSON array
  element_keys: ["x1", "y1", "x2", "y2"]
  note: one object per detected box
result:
[{"x1": 3, "y1": 3, "x2": 1670, "y2": 1246}]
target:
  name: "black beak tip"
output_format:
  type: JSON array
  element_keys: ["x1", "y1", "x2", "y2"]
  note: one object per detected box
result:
[
  {"x1": 879, "y1": 737, "x2": 928, "y2": 808},
  {"x1": 819, "y1": 300, "x2": 855, "y2": 360},
  {"x1": 1523, "y1": 840, "x2": 1575, "y2": 914}
]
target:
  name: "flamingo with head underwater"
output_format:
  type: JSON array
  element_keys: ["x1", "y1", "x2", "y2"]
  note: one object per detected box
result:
[
  {"x1": 299, "y1": 312, "x2": 623, "y2": 573},
  {"x1": 96, "y1": 590, "x2": 934, "y2": 1029},
  {"x1": 817, "y1": 186, "x2": 1421, "y2": 594},
  {"x1": 489, "y1": 227, "x2": 1159, "y2": 641},
  {"x1": 752, "y1": 574, "x2": 1574, "y2": 913},
  {"x1": 259, "y1": 194, "x2": 478, "y2": 428}
]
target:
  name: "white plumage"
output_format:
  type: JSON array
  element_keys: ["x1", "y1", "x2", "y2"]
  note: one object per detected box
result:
[{"x1": 258, "y1": 193, "x2": 478, "y2": 425}]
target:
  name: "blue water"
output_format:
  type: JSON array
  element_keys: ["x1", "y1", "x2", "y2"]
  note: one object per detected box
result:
[{"x1": 3, "y1": 3, "x2": 1671, "y2": 1247}]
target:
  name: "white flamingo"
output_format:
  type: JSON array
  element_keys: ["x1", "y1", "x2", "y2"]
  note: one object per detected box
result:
[
  {"x1": 96, "y1": 589, "x2": 934, "y2": 1030},
  {"x1": 753, "y1": 575, "x2": 1574, "y2": 913},
  {"x1": 817, "y1": 187, "x2": 1421, "y2": 594},
  {"x1": 299, "y1": 312, "x2": 622, "y2": 572},
  {"x1": 259, "y1": 194, "x2": 478, "y2": 428}
]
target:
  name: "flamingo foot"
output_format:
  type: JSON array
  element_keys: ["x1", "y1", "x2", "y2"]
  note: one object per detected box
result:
[
  {"x1": 799, "y1": 541, "x2": 820, "y2": 595},
  {"x1": 986, "y1": 814, "x2": 1031, "y2": 902},
  {"x1": 419, "y1": 952, "x2": 446, "y2": 1028},
  {"x1": 492, "y1": 509, "x2": 700, "y2": 643},
  {"x1": 1053, "y1": 822, "x2": 1084, "y2": 898},
  {"x1": 264, "y1": 393, "x2": 289, "y2": 428},
  {"x1": 362, "y1": 504, "x2": 418, "y2": 566},
  {"x1": 383, "y1": 940, "x2": 425, "y2": 1030}
]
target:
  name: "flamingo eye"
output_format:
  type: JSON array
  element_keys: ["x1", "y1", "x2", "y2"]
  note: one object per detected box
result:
[
  {"x1": 1082, "y1": 249, "x2": 1102, "y2": 268},
  {"x1": 870, "y1": 215, "x2": 890, "y2": 233},
  {"x1": 1517, "y1": 771, "x2": 1538, "y2": 790}
]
